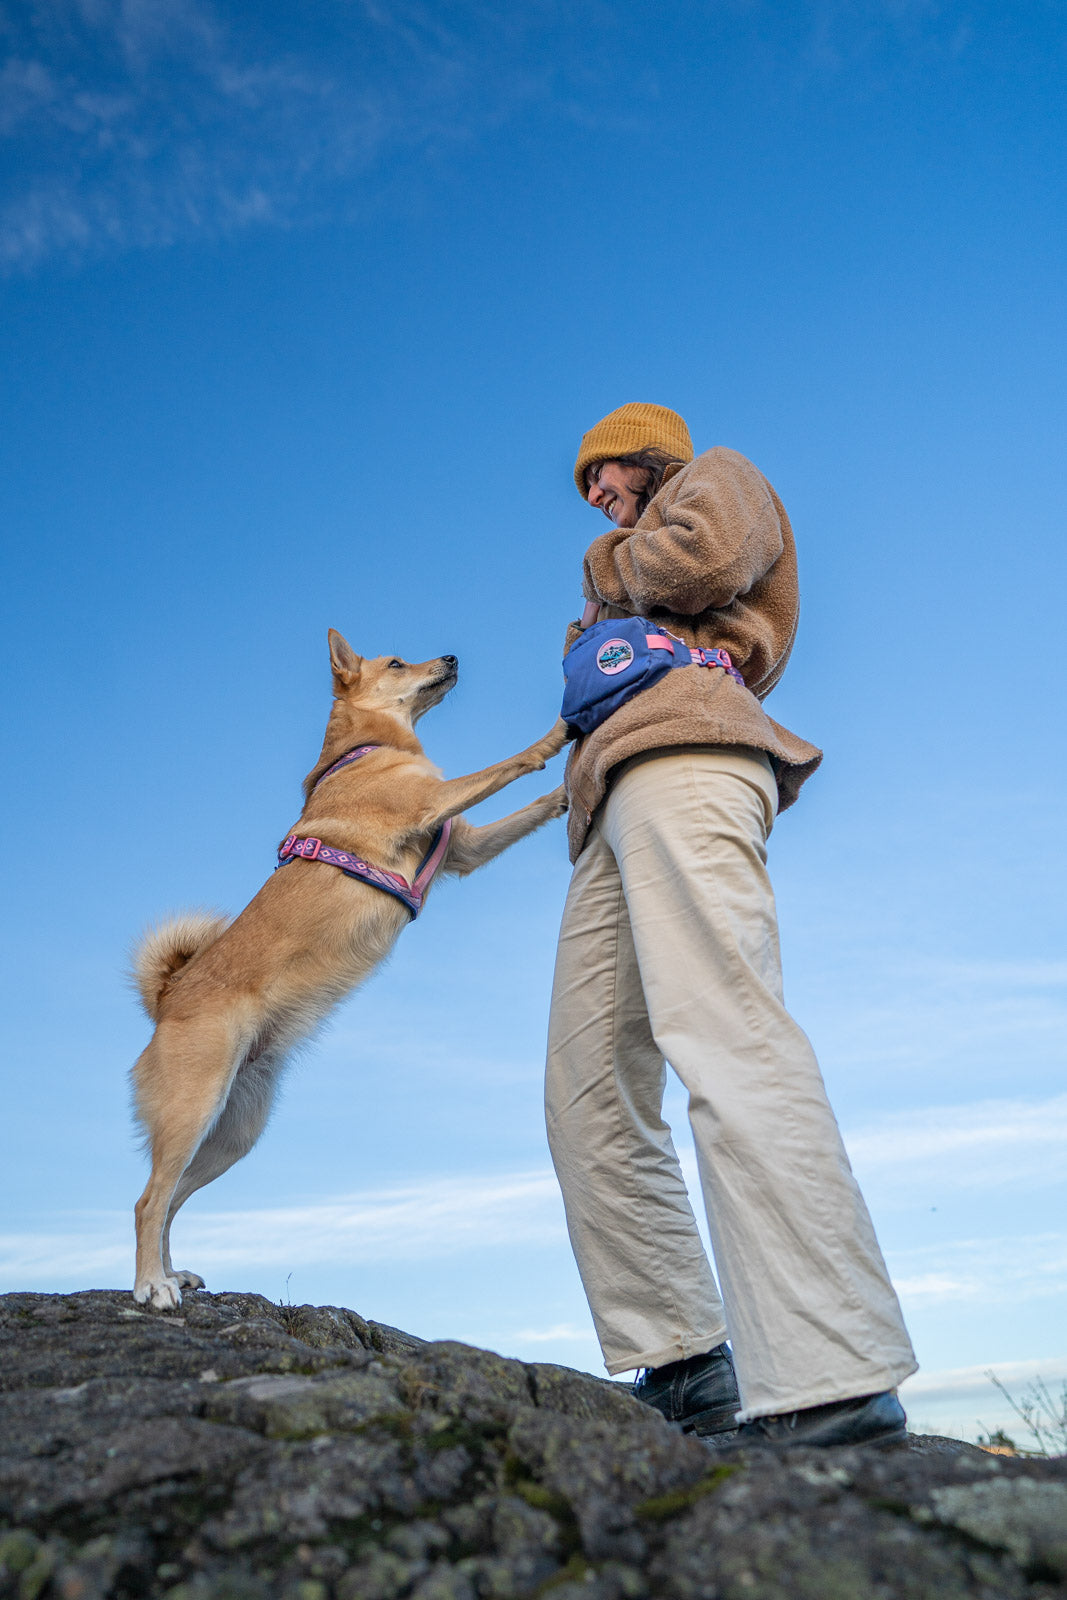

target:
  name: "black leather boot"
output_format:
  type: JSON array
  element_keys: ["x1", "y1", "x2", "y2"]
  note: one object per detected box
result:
[
  {"x1": 737, "y1": 1389, "x2": 907, "y2": 1448},
  {"x1": 632, "y1": 1343, "x2": 740, "y2": 1437}
]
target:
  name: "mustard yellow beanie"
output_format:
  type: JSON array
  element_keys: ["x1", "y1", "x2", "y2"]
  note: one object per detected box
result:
[{"x1": 574, "y1": 402, "x2": 694, "y2": 498}]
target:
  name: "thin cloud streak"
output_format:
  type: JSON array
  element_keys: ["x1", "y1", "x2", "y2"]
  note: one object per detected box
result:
[
  {"x1": 0, "y1": 0, "x2": 991, "y2": 270},
  {"x1": 888, "y1": 1232, "x2": 1067, "y2": 1309},
  {"x1": 900, "y1": 1354, "x2": 1067, "y2": 1444},
  {"x1": 0, "y1": 0, "x2": 391, "y2": 268},
  {"x1": 672, "y1": 1090, "x2": 1067, "y2": 1200},
  {"x1": 798, "y1": 956, "x2": 1067, "y2": 1080},
  {"x1": 932, "y1": 959, "x2": 1067, "y2": 988},
  {"x1": 0, "y1": 0, "x2": 599, "y2": 269},
  {"x1": 5, "y1": 1095, "x2": 1065, "y2": 1321},
  {"x1": 903, "y1": 1354, "x2": 1067, "y2": 1403},
  {"x1": 844, "y1": 1091, "x2": 1067, "y2": 1190},
  {"x1": 0, "y1": 1170, "x2": 567, "y2": 1287},
  {"x1": 512, "y1": 1323, "x2": 599, "y2": 1346}
]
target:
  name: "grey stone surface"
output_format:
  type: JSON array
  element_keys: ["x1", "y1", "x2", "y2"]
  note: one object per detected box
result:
[{"x1": 1, "y1": 1290, "x2": 1065, "y2": 1598}]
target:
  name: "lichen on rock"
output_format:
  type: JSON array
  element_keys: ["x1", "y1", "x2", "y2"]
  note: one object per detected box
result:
[{"x1": 1, "y1": 1289, "x2": 1065, "y2": 1599}]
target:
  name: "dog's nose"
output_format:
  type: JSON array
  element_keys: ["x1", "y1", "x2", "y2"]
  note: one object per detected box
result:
[{"x1": 442, "y1": 655, "x2": 458, "y2": 669}]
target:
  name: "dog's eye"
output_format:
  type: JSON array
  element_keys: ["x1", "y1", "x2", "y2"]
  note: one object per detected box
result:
[{"x1": 387, "y1": 659, "x2": 404, "y2": 670}]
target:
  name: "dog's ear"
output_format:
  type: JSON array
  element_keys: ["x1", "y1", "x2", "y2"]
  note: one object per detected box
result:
[{"x1": 328, "y1": 629, "x2": 363, "y2": 688}]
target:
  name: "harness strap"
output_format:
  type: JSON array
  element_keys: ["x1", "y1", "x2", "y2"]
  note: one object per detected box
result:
[
  {"x1": 649, "y1": 632, "x2": 745, "y2": 684},
  {"x1": 315, "y1": 744, "x2": 381, "y2": 785},
  {"x1": 409, "y1": 817, "x2": 453, "y2": 899},
  {"x1": 278, "y1": 819, "x2": 453, "y2": 920},
  {"x1": 277, "y1": 742, "x2": 452, "y2": 919},
  {"x1": 684, "y1": 644, "x2": 745, "y2": 685}
]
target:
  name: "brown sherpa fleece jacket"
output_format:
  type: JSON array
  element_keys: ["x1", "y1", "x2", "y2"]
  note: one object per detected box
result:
[{"x1": 563, "y1": 446, "x2": 822, "y2": 861}]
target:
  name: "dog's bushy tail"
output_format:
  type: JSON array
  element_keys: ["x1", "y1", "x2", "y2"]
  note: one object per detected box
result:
[{"x1": 131, "y1": 911, "x2": 231, "y2": 1020}]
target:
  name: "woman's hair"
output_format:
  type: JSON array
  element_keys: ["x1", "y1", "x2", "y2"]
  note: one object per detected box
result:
[{"x1": 585, "y1": 447, "x2": 685, "y2": 517}]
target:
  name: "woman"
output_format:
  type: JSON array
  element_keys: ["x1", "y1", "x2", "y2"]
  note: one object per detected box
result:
[{"x1": 546, "y1": 402, "x2": 915, "y2": 1446}]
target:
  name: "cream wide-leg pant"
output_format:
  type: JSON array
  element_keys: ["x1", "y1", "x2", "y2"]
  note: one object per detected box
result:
[{"x1": 545, "y1": 747, "x2": 916, "y2": 1420}]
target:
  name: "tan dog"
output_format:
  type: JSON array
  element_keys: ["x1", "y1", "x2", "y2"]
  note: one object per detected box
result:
[{"x1": 130, "y1": 629, "x2": 569, "y2": 1311}]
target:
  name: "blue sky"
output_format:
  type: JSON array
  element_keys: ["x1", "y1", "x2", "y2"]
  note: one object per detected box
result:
[{"x1": 1, "y1": 0, "x2": 1065, "y2": 1445}]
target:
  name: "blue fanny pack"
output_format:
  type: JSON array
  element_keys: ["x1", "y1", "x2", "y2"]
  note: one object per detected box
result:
[{"x1": 561, "y1": 616, "x2": 743, "y2": 736}]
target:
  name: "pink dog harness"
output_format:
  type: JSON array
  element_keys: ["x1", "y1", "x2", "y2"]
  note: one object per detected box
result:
[{"x1": 277, "y1": 745, "x2": 452, "y2": 920}]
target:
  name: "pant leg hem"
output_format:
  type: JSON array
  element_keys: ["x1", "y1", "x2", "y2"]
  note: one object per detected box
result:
[
  {"x1": 604, "y1": 1328, "x2": 730, "y2": 1377},
  {"x1": 734, "y1": 1359, "x2": 919, "y2": 1422}
]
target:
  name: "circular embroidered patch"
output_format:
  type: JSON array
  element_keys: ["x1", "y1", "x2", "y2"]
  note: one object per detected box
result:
[{"x1": 596, "y1": 638, "x2": 635, "y2": 675}]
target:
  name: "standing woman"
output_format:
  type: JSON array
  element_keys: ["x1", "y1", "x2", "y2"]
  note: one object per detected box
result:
[{"x1": 547, "y1": 402, "x2": 916, "y2": 1445}]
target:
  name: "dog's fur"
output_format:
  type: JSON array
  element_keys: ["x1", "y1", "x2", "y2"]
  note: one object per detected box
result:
[{"x1": 130, "y1": 629, "x2": 568, "y2": 1310}]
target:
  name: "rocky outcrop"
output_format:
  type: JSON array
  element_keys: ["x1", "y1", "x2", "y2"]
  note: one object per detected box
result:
[{"x1": 1, "y1": 1290, "x2": 1065, "y2": 1599}]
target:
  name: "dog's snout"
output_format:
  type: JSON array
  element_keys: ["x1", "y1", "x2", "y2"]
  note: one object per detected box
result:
[{"x1": 442, "y1": 655, "x2": 458, "y2": 670}]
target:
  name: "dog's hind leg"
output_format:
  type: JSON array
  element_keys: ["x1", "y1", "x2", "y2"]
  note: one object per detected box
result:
[
  {"x1": 132, "y1": 1010, "x2": 250, "y2": 1311},
  {"x1": 160, "y1": 1053, "x2": 283, "y2": 1290}
]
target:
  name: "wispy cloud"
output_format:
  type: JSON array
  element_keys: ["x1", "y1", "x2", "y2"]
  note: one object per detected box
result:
[
  {"x1": 1, "y1": 0, "x2": 345, "y2": 265},
  {"x1": 844, "y1": 1091, "x2": 1067, "y2": 1195},
  {"x1": 789, "y1": 947, "x2": 1067, "y2": 1085},
  {"x1": 0, "y1": 1230, "x2": 130, "y2": 1288},
  {"x1": 934, "y1": 959, "x2": 1067, "y2": 989},
  {"x1": 664, "y1": 1089, "x2": 1067, "y2": 1210},
  {"x1": 903, "y1": 1354, "x2": 1067, "y2": 1404},
  {"x1": 512, "y1": 1322, "x2": 599, "y2": 1346},
  {"x1": 0, "y1": 0, "x2": 582, "y2": 269},
  {"x1": 888, "y1": 1231, "x2": 1067, "y2": 1309},
  {"x1": 798, "y1": 0, "x2": 974, "y2": 74},
  {"x1": 900, "y1": 1354, "x2": 1067, "y2": 1444},
  {"x1": 0, "y1": 1168, "x2": 566, "y2": 1287},
  {"x1": 0, "y1": 0, "x2": 986, "y2": 271},
  {"x1": 7, "y1": 1088, "x2": 1066, "y2": 1403}
]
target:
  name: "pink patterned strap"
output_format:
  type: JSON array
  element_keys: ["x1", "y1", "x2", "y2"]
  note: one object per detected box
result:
[
  {"x1": 316, "y1": 744, "x2": 380, "y2": 786},
  {"x1": 688, "y1": 645, "x2": 745, "y2": 684},
  {"x1": 278, "y1": 820, "x2": 452, "y2": 919},
  {"x1": 650, "y1": 631, "x2": 745, "y2": 683},
  {"x1": 412, "y1": 817, "x2": 453, "y2": 896},
  {"x1": 279, "y1": 835, "x2": 410, "y2": 892},
  {"x1": 285, "y1": 743, "x2": 455, "y2": 918},
  {"x1": 284, "y1": 743, "x2": 453, "y2": 919}
]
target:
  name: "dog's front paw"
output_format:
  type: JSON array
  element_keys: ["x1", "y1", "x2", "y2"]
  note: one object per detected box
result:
[
  {"x1": 174, "y1": 1270, "x2": 206, "y2": 1290},
  {"x1": 542, "y1": 785, "x2": 568, "y2": 818},
  {"x1": 133, "y1": 1275, "x2": 183, "y2": 1312}
]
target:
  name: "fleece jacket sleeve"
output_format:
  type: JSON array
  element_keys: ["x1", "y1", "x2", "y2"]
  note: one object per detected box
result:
[{"x1": 582, "y1": 451, "x2": 784, "y2": 616}]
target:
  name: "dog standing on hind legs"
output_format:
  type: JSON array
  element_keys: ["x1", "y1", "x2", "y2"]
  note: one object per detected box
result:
[{"x1": 130, "y1": 628, "x2": 569, "y2": 1311}]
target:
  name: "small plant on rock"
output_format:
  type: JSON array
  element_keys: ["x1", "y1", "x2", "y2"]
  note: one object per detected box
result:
[
  {"x1": 984, "y1": 1372, "x2": 1067, "y2": 1458},
  {"x1": 975, "y1": 1426, "x2": 1016, "y2": 1455}
]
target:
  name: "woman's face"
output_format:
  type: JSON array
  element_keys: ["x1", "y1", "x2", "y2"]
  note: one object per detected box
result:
[{"x1": 585, "y1": 461, "x2": 647, "y2": 528}]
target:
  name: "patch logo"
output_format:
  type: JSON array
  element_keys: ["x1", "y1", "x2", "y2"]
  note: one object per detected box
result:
[{"x1": 596, "y1": 638, "x2": 635, "y2": 676}]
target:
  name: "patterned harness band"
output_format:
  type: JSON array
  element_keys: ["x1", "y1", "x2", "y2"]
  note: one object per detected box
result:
[{"x1": 276, "y1": 745, "x2": 452, "y2": 920}]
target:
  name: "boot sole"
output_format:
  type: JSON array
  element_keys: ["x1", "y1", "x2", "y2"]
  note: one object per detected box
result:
[
  {"x1": 740, "y1": 1420, "x2": 909, "y2": 1449},
  {"x1": 681, "y1": 1405, "x2": 742, "y2": 1438}
]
